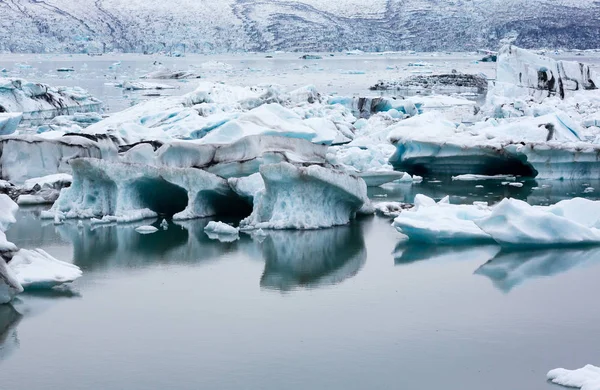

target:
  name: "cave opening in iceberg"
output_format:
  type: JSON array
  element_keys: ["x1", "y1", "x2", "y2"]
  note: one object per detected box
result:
[{"x1": 127, "y1": 177, "x2": 189, "y2": 217}]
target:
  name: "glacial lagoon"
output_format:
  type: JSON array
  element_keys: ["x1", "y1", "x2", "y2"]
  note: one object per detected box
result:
[{"x1": 2, "y1": 52, "x2": 600, "y2": 389}]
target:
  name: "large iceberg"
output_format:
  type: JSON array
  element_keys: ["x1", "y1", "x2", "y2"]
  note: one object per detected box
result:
[
  {"x1": 0, "y1": 195, "x2": 22, "y2": 304},
  {"x1": 240, "y1": 162, "x2": 369, "y2": 230},
  {"x1": 496, "y1": 45, "x2": 599, "y2": 99},
  {"x1": 386, "y1": 47, "x2": 600, "y2": 179},
  {"x1": 394, "y1": 195, "x2": 600, "y2": 248},
  {"x1": 0, "y1": 78, "x2": 102, "y2": 122},
  {"x1": 44, "y1": 158, "x2": 242, "y2": 222}
]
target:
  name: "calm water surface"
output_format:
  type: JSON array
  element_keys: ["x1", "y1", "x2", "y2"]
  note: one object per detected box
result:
[{"x1": 1, "y1": 180, "x2": 600, "y2": 389}]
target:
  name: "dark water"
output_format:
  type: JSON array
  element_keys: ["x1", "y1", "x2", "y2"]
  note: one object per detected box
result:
[{"x1": 1, "y1": 179, "x2": 600, "y2": 390}]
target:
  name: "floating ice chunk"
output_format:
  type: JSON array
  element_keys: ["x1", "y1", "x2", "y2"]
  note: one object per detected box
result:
[
  {"x1": 135, "y1": 225, "x2": 158, "y2": 234},
  {"x1": 357, "y1": 171, "x2": 406, "y2": 187},
  {"x1": 0, "y1": 78, "x2": 102, "y2": 121},
  {"x1": 204, "y1": 221, "x2": 239, "y2": 235},
  {"x1": 475, "y1": 198, "x2": 600, "y2": 247},
  {"x1": 8, "y1": 249, "x2": 82, "y2": 289},
  {"x1": 141, "y1": 69, "x2": 201, "y2": 79},
  {"x1": 240, "y1": 162, "x2": 368, "y2": 230},
  {"x1": 374, "y1": 202, "x2": 413, "y2": 218},
  {"x1": 584, "y1": 187, "x2": 595, "y2": 193},
  {"x1": 452, "y1": 174, "x2": 516, "y2": 181},
  {"x1": 393, "y1": 195, "x2": 494, "y2": 244},
  {"x1": 121, "y1": 81, "x2": 176, "y2": 91},
  {"x1": 160, "y1": 219, "x2": 168, "y2": 230},
  {"x1": 0, "y1": 113, "x2": 22, "y2": 136},
  {"x1": 547, "y1": 365, "x2": 600, "y2": 390}
]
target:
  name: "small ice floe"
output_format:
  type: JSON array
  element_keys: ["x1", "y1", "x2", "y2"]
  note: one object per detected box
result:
[
  {"x1": 135, "y1": 225, "x2": 159, "y2": 234},
  {"x1": 584, "y1": 187, "x2": 595, "y2": 193},
  {"x1": 452, "y1": 174, "x2": 516, "y2": 181},
  {"x1": 507, "y1": 182, "x2": 524, "y2": 187},
  {"x1": 160, "y1": 219, "x2": 169, "y2": 230},
  {"x1": 374, "y1": 202, "x2": 413, "y2": 218},
  {"x1": 547, "y1": 365, "x2": 600, "y2": 390},
  {"x1": 8, "y1": 249, "x2": 82, "y2": 289},
  {"x1": 205, "y1": 221, "x2": 239, "y2": 235},
  {"x1": 204, "y1": 221, "x2": 240, "y2": 242}
]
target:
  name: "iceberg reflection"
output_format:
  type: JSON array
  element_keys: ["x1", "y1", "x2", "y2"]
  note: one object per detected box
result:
[
  {"x1": 0, "y1": 304, "x2": 22, "y2": 362},
  {"x1": 475, "y1": 247, "x2": 600, "y2": 292},
  {"x1": 394, "y1": 243, "x2": 501, "y2": 265},
  {"x1": 260, "y1": 224, "x2": 366, "y2": 291}
]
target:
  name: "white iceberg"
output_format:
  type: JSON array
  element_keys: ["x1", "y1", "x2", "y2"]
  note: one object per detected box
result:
[
  {"x1": 392, "y1": 195, "x2": 494, "y2": 244},
  {"x1": 204, "y1": 221, "x2": 239, "y2": 235},
  {"x1": 16, "y1": 173, "x2": 73, "y2": 205},
  {"x1": 240, "y1": 162, "x2": 368, "y2": 230},
  {"x1": 475, "y1": 198, "x2": 600, "y2": 247},
  {"x1": 8, "y1": 249, "x2": 82, "y2": 289},
  {"x1": 141, "y1": 69, "x2": 201, "y2": 79},
  {"x1": 0, "y1": 194, "x2": 19, "y2": 254},
  {"x1": 548, "y1": 365, "x2": 600, "y2": 390},
  {"x1": 135, "y1": 225, "x2": 158, "y2": 234}
]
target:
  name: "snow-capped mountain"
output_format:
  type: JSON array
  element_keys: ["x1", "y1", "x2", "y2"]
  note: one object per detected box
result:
[{"x1": 1, "y1": 0, "x2": 599, "y2": 53}]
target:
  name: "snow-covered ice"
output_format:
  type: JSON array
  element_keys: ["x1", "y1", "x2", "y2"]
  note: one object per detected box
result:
[
  {"x1": 204, "y1": 221, "x2": 239, "y2": 235},
  {"x1": 135, "y1": 225, "x2": 159, "y2": 234},
  {"x1": 547, "y1": 365, "x2": 600, "y2": 390},
  {"x1": 8, "y1": 249, "x2": 82, "y2": 289}
]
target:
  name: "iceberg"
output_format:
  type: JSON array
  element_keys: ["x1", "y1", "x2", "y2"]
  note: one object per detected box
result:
[
  {"x1": 0, "y1": 135, "x2": 117, "y2": 183},
  {"x1": 394, "y1": 195, "x2": 600, "y2": 247},
  {"x1": 475, "y1": 198, "x2": 600, "y2": 247},
  {"x1": 204, "y1": 221, "x2": 239, "y2": 235},
  {"x1": 44, "y1": 158, "x2": 242, "y2": 223},
  {"x1": 227, "y1": 173, "x2": 264, "y2": 203},
  {"x1": 0, "y1": 78, "x2": 102, "y2": 122},
  {"x1": 497, "y1": 45, "x2": 599, "y2": 99},
  {"x1": 240, "y1": 162, "x2": 368, "y2": 230},
  {"x1": 16, "y1": 173, "x2": 73, "y2": 205},
  {"x1": 392, "y1": 195, "x2": 494, "y2": 244},
  {"x1": 547, "y1": 365, "x2": 600, "y2": 390},
  {"x1": 8, "y1": 249, "x2": 82, "y2": 289}
]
